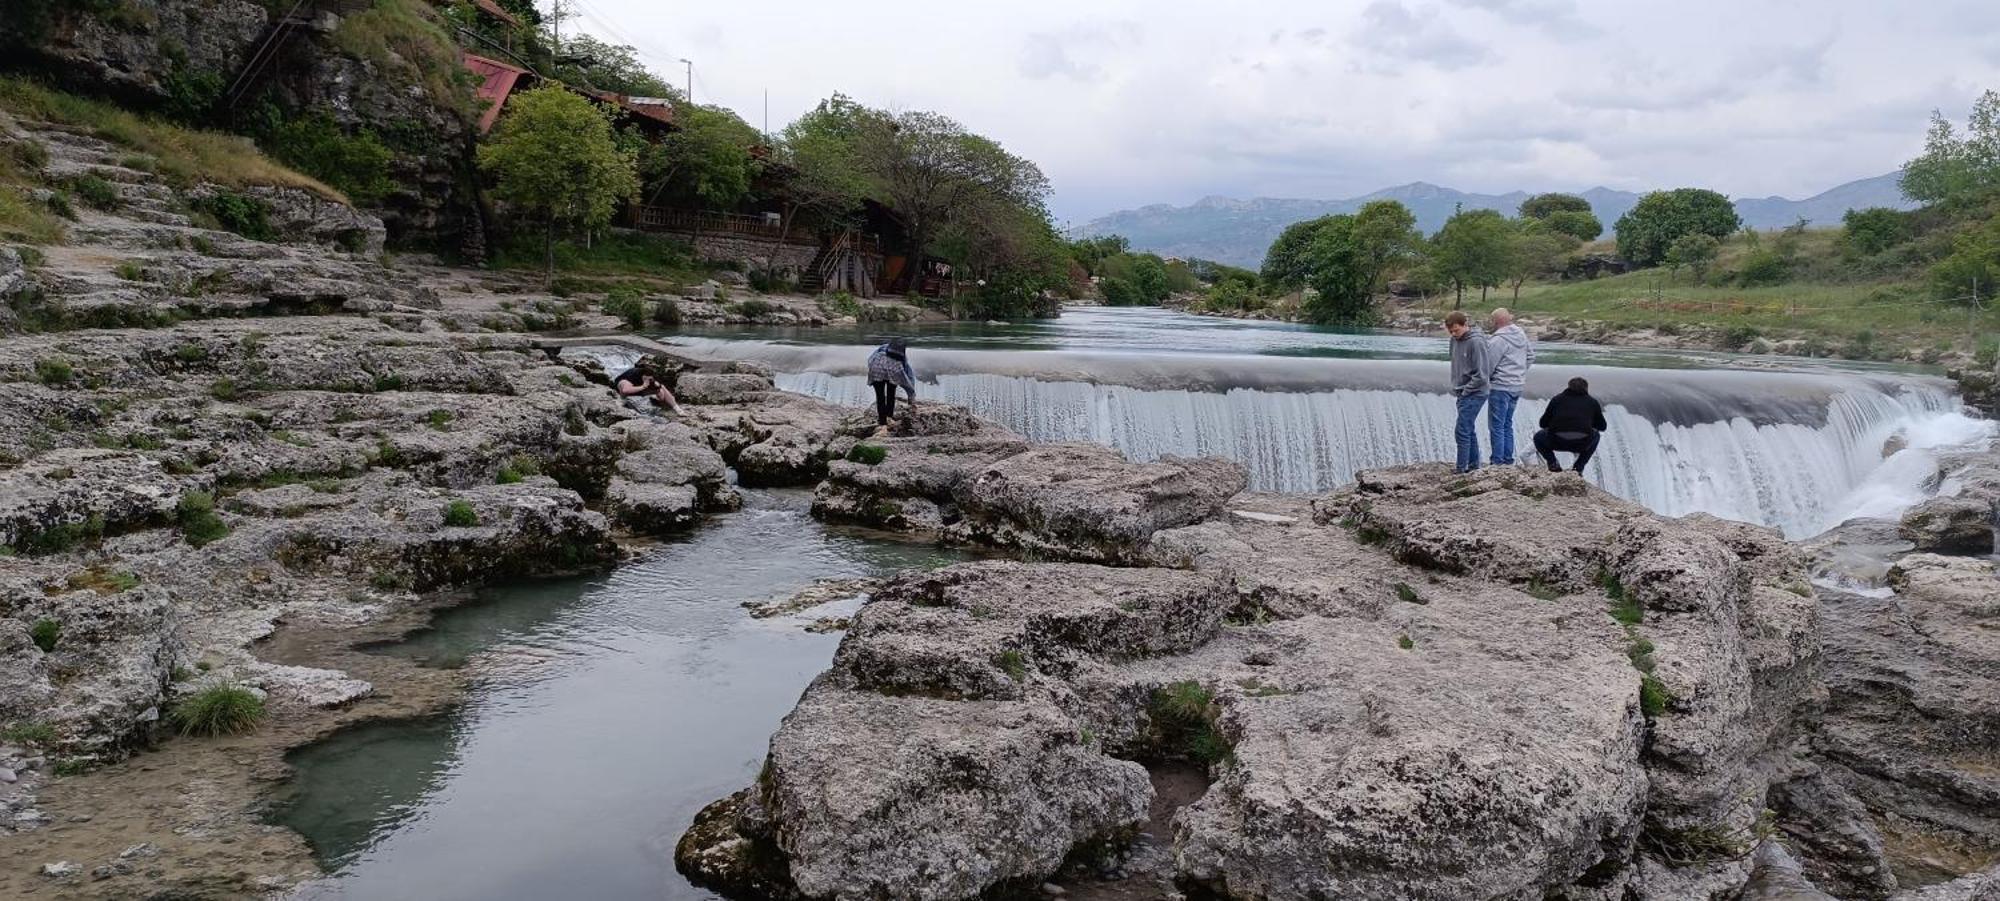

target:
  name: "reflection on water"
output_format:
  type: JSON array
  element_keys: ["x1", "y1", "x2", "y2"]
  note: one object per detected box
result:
[{"x1": 277, "y1": 491, "x2": 966, "y2": 900}]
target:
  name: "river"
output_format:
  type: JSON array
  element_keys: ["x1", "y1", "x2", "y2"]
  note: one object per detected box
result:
[{"x1": 276, "y1": 307, "x2": 1992, "y2": 899}]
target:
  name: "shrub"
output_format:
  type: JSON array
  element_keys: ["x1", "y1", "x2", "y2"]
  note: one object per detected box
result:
[
  {"x1": 1718, "y1": 326, "x2": 1761, "y2": 352},
  {"x1": 731, "y1": 298, "x2": 776, "y2": 319},
  {"x1": 602, "y1": 292, "x2": 649, "y2": 328},
  {"x1": 1150, "y1": 680, "x2": 1232, "y2": 765},
  {"x1": 994, "y1": 649, "x2": 1027, "y2": 682},
  {"x1": 372, "y1": 373, "x2": 403, "y2": 392},
  {"x1": 1639, "y1": 674, "x2": 1671, "y2": 718},
  {"x1": 1397, "y1": 634, "x2": 1416, "y2": 650},
  {"x1": 0, "y1": 722, "x2": 56, "y2": 745},
  {"x1": 442, "y1": 499, "x2": 479, "y2": 527},
  {"x1": 114, "y1": 260, "x2": 145, "y2": 281},
  {"x1": 653, "y1": 298, "x2": 682, "y2": 326},
  {"x1": 168, "y1": 684, "x2": 265, "y2": 737},
  {"x1": 261, "y1": 113, "x2": 394, "y2": 206},
  {"x1": 426, "y1": 409, "x2": 453, "y2": 430},
  {"x1": 1393, "y1": 582, "x2": 1422, "y2": 604},
  {"x1": 209, "y1": 377, "x2": 239, "y2": 400},
  {"x1": 177, "y1": 491, "x2": 230, "y2": 546},
  {"x1": 1735, "y1": 249, "x2": 1790, "y2": 287},
  {"x1": 70, "y1": 174, "x2": 120, "y2": 210},
  {"x1": 34, "y1": 357, "x2": 72, "y2": 384},
  {"x1": 30, "y1": 618, "x2": 60, "y2": 652},
  {"x1": 496, "y1": 453, "x2": 541, "y2": 484},
  {"x1": 44, "y1": 190, "x2": 75, "y2": 219},
  {"x1": 822, "y1": 291, "x2": 861, "y2": 317},
  {"x1": 846, "y1": 443, "x2": 888, "y2": 465},
  {"x1": 191, "y1": 192, "x2": 273, "y2": 241}
]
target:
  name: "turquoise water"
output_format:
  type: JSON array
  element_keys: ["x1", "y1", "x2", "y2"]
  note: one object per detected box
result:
[{"x1": 276, "y1": 491, "x2": 967, "y2": 900}]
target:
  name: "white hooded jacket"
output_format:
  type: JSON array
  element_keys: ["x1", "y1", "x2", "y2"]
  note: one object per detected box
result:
[{"x1": 1486, "y1": 324, "x2": 1534, "y2": 393}]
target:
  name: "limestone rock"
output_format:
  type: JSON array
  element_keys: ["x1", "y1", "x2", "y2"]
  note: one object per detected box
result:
[
  {"x1": 950, "y1": 444, "x2": 1249, "y2": 563},
  {"x1": 1898, "y1": 495, "x2": 1995, "y2": 555}
]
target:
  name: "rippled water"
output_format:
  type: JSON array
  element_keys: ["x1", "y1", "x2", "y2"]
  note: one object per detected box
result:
[{"x1": 276, "y1": 491, "x2": 967, "y2": 900}]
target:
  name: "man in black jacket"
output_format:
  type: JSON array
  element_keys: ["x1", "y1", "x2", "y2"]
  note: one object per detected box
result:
[{"x1": 1534, "y1": 377, "x2": 1607, "y2": 473}]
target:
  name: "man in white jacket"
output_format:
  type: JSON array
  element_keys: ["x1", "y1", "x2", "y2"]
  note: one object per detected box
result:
[{"x1": 1485, "y1": 308, "x2": 1535, "y2": 466}]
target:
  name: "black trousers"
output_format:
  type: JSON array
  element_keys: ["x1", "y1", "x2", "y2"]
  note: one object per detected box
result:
[
  {"x1": 871, "y1": 381, "x2": 897, "y2": 424},
  {"x1": 1534, "y1": 429, "x2": 1600, "y2": 472}
]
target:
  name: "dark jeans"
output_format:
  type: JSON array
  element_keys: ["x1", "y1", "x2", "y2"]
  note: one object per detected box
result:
[
  {"x1": 871, "y1": 381, "x2": 897, "y2": 424},
  {"x1": 1454, "y1": 392, "x2": 1487, "y2": 473},
  {"x1": 1534, "y1": 429, "x2": 1600, "y2": 473}
]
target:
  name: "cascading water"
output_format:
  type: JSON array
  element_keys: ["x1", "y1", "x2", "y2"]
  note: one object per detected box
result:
[{"x1": 775, "y1": 370, "x2": 1984, "y2": 539}]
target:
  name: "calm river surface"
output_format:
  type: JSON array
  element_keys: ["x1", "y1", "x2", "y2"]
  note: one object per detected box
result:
[{"x1": 278, "y1": 491, "x2": 965, "y2": 900}]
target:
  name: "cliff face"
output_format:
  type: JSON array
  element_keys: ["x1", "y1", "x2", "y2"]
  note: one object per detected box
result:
[{"x1": 1, "y1": 0, "x2": 481, "y2": 250}]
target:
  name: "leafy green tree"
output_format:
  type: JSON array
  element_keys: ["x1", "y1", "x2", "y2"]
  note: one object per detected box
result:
[
  {"x1": 1066, "y1": 234, "x2": 1131, "y2": 275},
  {"x1": 1261, "y1": 215, "x2": 1337, "y2": 291},
  {"x1": 854, "y1": 108, "x2": 1051, "y2": 274},
  {"x1": 1841, "y1": 207, "x2": 1907, "y2": 257},
  {"x1": 769, "y1": 94, "x2": 871, "y2": 276},
  {"x1": 1614, "y1": 188, "x2": 1741, "y2": 266},
  {"x1": 1353, "y1": 199, "x2": 1423, "y2": 293},
  {"x1": 1930, "y1": 216, "x2": 2000, "y2": 304},
  {"x1": 1900, "y1": 90, "x2": 2000, "y2": 208},
  {"x1": 551, "y1": 34, "x2": 676, "y2": 97},
  {"x1": 1300, "y1": 215, "x2": 1374, "y2": 324},
  {"x1": 1665, "y1": 232, "x2": 1721, "y2": 284},
  {"x1": 1504, "y1": 222, "x2": 1575, "y2": 299},
  {"x1": 1099, "y1": 277, "x2": 1142, "y2": 306},
  {"x1": 1518, "y1": 193, "x2": 1592, "y2": 220},
  {"x1": 1189, "y1": 258, "x2": 1258, "y2": 290},
  {"x1": 1431, "y1": 208, "x2": 1513, "y2": 306},
  {"x1": 1099, "y1": 253, "x2": 1171, "y2": 303},
  {"x1": 478, "y1": 86, "x2": 639, "y2": 280},
  {"x1": 1542, "y1": 209, "x2": 1603, "y2": 242},
  {"x1": 637, "y1": 103, "x2": 761, "y2": 209}
]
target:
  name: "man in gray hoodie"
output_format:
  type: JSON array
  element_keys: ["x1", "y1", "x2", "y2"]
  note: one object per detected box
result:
[
  {"x1": 1445, "y1": 311, "x2": 1491, "y2": 474},
  {"x1": 1485, "y1": 308, "x2": 1535, "y2": 466}
]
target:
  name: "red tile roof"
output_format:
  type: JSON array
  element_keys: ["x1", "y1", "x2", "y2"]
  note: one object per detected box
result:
[{"x1": 463, "y1": 53, "x2": 532, "y2": 134}]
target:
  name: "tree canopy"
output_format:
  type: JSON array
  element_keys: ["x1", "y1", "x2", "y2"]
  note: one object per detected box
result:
[
  {"x1": 1431, "y1": 208, "x2": 1513, "y2": 305},
  {"x1": 1352, "y1": 200, "x2": 1423, "y2": 293},
  {"x1": 1614, "y1": 188, "x2": 1741, "y2": 266},
  {"x1": 551, "y1": 34, "x2": 676, "y2": 97},
  {"x1": 635, "y1": 102, "x2": 761, "y2": 209},
  {"x1": 477, "y1": 85, "x2": 638, "y2": 277},
  {"x1": 1518, "y1": 193, "x2": 1592, "y2": 220},
  {"x1": 1901, "y1": 90, "x2": 2000, "y2": 209},
  {"x1": 1541, "y1": 209, "x2": 1603, "y2": 242}
]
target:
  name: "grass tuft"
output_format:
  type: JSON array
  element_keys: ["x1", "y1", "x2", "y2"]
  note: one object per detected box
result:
[
  {"x1": 1393, "y1": 582, "x2": 1422, "y2": 604},
  {"x1": 30, "y1": 617, "x2": 60, "y2": 652},
  {"x1": 994, "y1": 649, "x2": 1027, "y2": 682},
  {"x1": 846, "y1": 443, "x2": 888, "y2": 465},
  {"x1": 177, "y1": 491, "x2": 230, "y2": 546},
  {"x1": 168, "y1": 684, "x2": 265, "y2": 737},
  {"x1": 34, "y1": 357, "x2": 72, "y2": 384},
  {"x1": 1150, "y1": 680, "x2": 1233, "y2": 765},
  {"x1": 1639, "y1": 674, "x2": 1671, "y2": 718},
  {"x1": 1, "y1": 722, "x2": 56, "y2": 745},
  {"x1": 442, "y1": 499, "x2": 479, "y2": 527}
]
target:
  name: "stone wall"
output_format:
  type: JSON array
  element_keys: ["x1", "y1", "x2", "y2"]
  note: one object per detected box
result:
[{"x1": 659, "y1": 231, "x2": 820, "y2": 274}]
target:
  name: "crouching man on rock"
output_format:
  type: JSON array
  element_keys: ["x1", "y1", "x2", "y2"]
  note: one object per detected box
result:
[
  {"x1": 615, "y1": 361, "x2": 685, "y2": 416},
  {"x1": 1534, "y1": 376, "x2": 1607, "y2": 474}
]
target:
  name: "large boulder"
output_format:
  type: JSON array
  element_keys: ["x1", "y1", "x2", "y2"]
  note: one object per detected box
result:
[
  {"x1": 949, "y1": 444, "x2": 1249, "y2": 563},
  {"x1": 605, "y1": 441, "x2": 740, "y2": 534},
  {"x1": 1898, "y1": 495, "x2": 1995, "y2": 555}
]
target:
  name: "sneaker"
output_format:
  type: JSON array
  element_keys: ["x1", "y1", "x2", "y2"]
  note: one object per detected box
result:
[{"x1": 1546, "y1": 463, "x2": 1561, "y2": 473}]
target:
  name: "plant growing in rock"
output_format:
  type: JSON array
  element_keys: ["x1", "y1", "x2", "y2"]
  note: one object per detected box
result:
[
  {"x1": 994, "y1": 650, "x2": 1027, "y2": 682},
  {"x1": 168, "y1": 684, "x2": 265, "y2": 737},
  {"x1": 69, "y1": 174, "x2": 119, "y2": 210},
  {"x1": 177, "y1": 491, "x2": 230, "y2": 547},
  {"x1": 442, "y1": 500, "x2": 479, "y2": 527},
  {"x1": 191, "y1": 192, "x2": 273, "y2": 241},
  {"x1": 34, "y1": 357, "x2": 71, "y2": 384},
  {"x1": 1, "y1": 722, "x2": 56, "y2": 745},
  {"x1": 1639, "y1": 674, "x2": 1671, "y2": 718},
  {"x1": 846, "y1": 443, "x2": 888, "y2": 465},
  {"x1": 1149, "y1": 680, "x2": 1232, "y2": 765},
  {"x1": 30, "y1": 617, "x2": 60, "y2": 652},
  {"x1": 426, "y1": 409, "x2": 454, "y2": 430},
  {"x1": 1393, "y1": 582, "x2": 1422, "y2": 604}
]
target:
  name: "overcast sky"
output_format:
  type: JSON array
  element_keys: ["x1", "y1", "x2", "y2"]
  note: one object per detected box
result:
[{"x1": 573, "y1": 0, "x2": 2000, "y2": 223}]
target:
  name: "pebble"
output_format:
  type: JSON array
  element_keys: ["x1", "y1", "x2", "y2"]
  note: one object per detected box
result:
[
  {"x1": 0, "y1": 767, "x2": 15, "y2": 783},
  {"x1": 1040, "y1": 884, "x2": 1066, "y2": 896},
  {"x1": 40, "y1": 861, "x2": 77, "y2": 878},
  {"x1": 119, "y1": 843, "x2": 158, "y2": 860}
]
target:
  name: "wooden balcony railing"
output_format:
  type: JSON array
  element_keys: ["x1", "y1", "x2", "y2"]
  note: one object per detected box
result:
[{"x1": 627, "y1": 205, "x2": 886, "y2": 255}]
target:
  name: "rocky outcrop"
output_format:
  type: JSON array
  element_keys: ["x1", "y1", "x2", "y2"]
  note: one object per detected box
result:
[
  {"x1": 605, "y1": 423, "x2": 741, "y2": 534},
  {"x1": 687, "y1": 464, "x2": 1830, "y2": 900},
  {"x1": 1899, "y1": 495, "x2": 1996, "y2": 555}
]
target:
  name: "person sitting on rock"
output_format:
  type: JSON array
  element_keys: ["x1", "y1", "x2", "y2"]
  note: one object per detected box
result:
[
  {"x1": 866, "y1": 337, "x2": 916, "y2": 428},
  {"x1": 615, "y1": 361, "x2": 684, "y2": 416},
  {"x1": 1534, "y1": 376, "x2": 1607, "y2": 474}
]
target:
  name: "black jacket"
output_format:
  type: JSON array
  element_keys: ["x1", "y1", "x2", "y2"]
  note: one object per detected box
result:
[{"x1": 1540, "y1": 388, "x2": 1607, "y2": 435}]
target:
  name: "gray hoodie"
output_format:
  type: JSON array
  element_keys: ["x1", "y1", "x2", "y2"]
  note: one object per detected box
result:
[
  {"x1": 1450, "y1": 327, "x2": 1491, "y2": 397},
  {"x1": 1486, "y1": 324, "x2": 1534, "y2": 393}
]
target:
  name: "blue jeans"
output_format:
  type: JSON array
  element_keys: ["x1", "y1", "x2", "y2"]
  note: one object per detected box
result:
[
  {"x1": 1487, "y1": 390, "x2": 1520, "y2": 466},
  {"x1": 1454, "y1": 392, "x2": 1487, "y2": 473}
]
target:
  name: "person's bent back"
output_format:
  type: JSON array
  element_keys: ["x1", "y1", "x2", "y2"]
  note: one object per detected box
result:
[{"x1": 1534, "y1": 377, "x2": 1607, "y2": 474}]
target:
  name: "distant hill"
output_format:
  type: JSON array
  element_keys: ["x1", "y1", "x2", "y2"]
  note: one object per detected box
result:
[{"x1": 1079, "y1": 174, "x2": 1915, "y2": 268}]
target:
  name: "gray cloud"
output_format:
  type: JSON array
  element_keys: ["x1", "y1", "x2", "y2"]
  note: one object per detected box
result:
[
  {"x1": 1444, "y1": 0, "x2": 1601, "y2": 40},
  {"x1": 1351, "y1": 1, "x2": 1495, "y2": 70},
  {"x1": 1018, "y1": 22, "x2": 1142, "y2": 83}
]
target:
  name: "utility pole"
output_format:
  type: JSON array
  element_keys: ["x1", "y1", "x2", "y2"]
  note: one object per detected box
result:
[
  {"x1": 679, "y1": 58, "x2": 692, "y2": 102},
  {"x1": 548, "y1": 0, "x2": 563, "y2": 56}
]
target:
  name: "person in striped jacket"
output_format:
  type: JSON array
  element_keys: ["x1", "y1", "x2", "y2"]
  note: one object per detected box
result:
[{"x1": 867, "y1": 338, "x2": 916, "y2": 427}]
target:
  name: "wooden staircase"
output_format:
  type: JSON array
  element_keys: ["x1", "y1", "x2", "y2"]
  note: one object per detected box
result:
[
  {"x1": 220, "y1": 0, "x2": 319, "y2": 110},
  {"x1": 800, "y1": 231, "x2": 868, "y2": 295}
]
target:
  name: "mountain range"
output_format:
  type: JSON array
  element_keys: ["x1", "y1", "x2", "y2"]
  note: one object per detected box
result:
[{"x1": 1077, "y1": 173, "x2": 1914, "y2": 268}]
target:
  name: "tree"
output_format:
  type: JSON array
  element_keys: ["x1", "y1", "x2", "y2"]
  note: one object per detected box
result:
[
  {"x1": 1542, "y1": 209, "x2": 1603, "y2": 242},
  {"x1": 1504, "y1": 223, "x2": 1575, "y2": 299},
  {"x1": 1900, "y1": 90, "x2": 2000, "y2": 209},
  {"x1": 1614, "y1": 188, "x2": 1741, "y2": 266},
  {"x1": 1299, "y1": 215, "x2": 1373, "y2": 325},
  {"x1": 1518, "y1": 192, "x2": 1592, "y2": 220},
  {"x1": 637, "y1": 103, "x2": 761, "y2": 209},
  {"x1": 478, "y1": 86, "x2": 638, "y2": 281},
  {"x1": 1841, "y1": 207, "x2": 1907, "y2": 258},
  {"x1": 1665, "y1": 233, "x2": 1721, "y2": 284},
  {"x1": 1261, "y1": 215, "x2": 1338, "y2": 291},
  {"x1": 1431, "y1": 208, "x2": 1513, "y2": 306},
  {"x1": 1352, "y1": 199, "x2": 1423, "y2": 293},
  {"x1": 1066, "y1": 234, "x2": 1131, "y2": 275},
  {"x1": 854, "y1": 108, "x2": 1052, "y2": 275},
  {"x1": 1929, "y1": 216, "x2": 2000, "y2": 304},
  {"x1": 551, "y1": 34, "x2": 675, "y2": 97},
  {"x1": 1098, "y1": 253, "x2": 1171, "y2": 303},
  {"x1": 768, "y1": 94, "x2": 871, "y2": 278}
]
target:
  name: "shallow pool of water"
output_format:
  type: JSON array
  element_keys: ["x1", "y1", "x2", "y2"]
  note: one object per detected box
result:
[{"x1": 276, "y1": 490, "x2": 967, "y2": 900}]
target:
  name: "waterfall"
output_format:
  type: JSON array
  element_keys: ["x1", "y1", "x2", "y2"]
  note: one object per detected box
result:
[{"x1": 777, "y1": 371, "x2": 1985, "y2": 539}]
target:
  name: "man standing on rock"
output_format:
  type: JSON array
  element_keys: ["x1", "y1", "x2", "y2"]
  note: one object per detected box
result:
[
  {"x1": 1485, "y1": 308, "x2": 1535, "y2": 466},
  {"x1": 1445, "y1": 311, "x2": 1491, "y2": 474}
]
